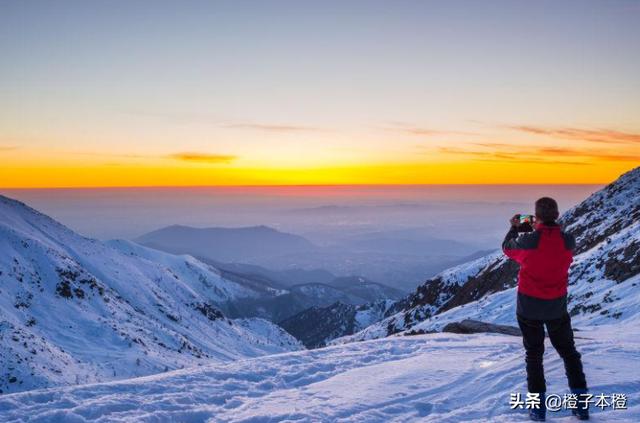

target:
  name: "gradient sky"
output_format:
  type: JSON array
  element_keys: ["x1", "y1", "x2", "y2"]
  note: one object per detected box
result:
[{"x1": 1, "y1": 0, "x2": 639, "y2": 187}]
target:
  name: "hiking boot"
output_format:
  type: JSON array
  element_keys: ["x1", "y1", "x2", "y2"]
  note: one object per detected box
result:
[
  {"x1": 529, "y1": 408, "x2": 546, "y2": 421},
  {"x1": 571, "y1": 388, "x2": 590, "y2": 420},
  {"x1": 529, "y1": 393, "x2": 546, "y2": 421}
]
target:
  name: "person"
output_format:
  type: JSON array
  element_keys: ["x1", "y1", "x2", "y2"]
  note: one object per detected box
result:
[{"x1": 502, "y1": 197, "x2": 589, "y2": 421}]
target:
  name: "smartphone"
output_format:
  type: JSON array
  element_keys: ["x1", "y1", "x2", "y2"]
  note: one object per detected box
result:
[{"x1": 519, "y1": 214, "x2": 535, "y2": 225}]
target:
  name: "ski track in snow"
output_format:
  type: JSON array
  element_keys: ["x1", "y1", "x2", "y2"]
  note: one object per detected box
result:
[{"x1": 1, "y1": 327, "x2": 638, "y2": 423}]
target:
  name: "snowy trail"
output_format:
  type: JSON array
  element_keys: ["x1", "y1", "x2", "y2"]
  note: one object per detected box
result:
[{"x1": 1, "y1": 326, "x2": 638, "y2": 422}]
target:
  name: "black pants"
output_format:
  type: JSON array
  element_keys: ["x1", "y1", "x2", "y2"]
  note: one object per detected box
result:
[{"x1": 517, "y1": 313, "x2": 587, "y2": 393}]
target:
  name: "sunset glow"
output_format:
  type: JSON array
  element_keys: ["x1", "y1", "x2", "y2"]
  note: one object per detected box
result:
[{"x1": 1, "y1": 1, "x2": 638, "y2": 188}]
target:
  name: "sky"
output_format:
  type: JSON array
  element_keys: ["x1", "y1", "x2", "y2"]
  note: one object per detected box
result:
[{"x1": 0, "y1": 0, "x2": 639, "y2": 187}]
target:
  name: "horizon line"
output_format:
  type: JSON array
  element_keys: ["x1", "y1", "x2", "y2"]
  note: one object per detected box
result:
[{"x1": 0, "y1": 182, "x2": 606, "y2": 190}]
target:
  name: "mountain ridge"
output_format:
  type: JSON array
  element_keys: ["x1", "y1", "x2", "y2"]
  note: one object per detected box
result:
[
  {"x1": 0, "y1": 195, "x2": 302, "y2": 395},
  {"x1": 135, "y1": 224, "x2": 317, "y2": 263}
]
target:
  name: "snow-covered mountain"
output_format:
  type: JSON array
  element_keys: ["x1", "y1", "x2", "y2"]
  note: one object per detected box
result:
[
  {"x1": 213, "y1": 267, "x2": 403, "y2": 323},
  {"x1": 222, "y1": 282, "x2": 368, "y2": 323},
  {"x1": 0, "y1": 196, "x2": 301, "y2": 395},
  {"x1": 332, "y1": 166, "x2": 640, "y2": 344},
  {"x1": 279, "y1": 300, "x2": 396, "y2": 348}
]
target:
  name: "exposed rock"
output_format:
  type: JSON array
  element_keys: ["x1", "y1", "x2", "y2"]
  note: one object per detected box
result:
[
  {"x1": 603, "y1": 240, "x2": 640, "y2": 282},
  {"x1": 442, "y1": 319, "x2": 521, "y2": 336},
  {"x1": 440, "y1": 260, "x2": 519, "y2": 312}
]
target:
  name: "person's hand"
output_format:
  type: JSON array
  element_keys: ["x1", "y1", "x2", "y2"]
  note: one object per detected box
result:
[{"x1": 510, "y1": 214, "x2": 521, "y2": 228}]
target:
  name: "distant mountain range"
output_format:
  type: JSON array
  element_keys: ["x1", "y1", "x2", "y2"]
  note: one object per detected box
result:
[
  {"x1": 216, "y1": 268, "x2": 405, "y2": 322},
  {"x1": 213, "y1": 262, "x2": 336, "y2": 287},
  {"x1": 136, "y1": 224, "x2": 317, "y2": 263},
  {"x1": 136, "y1": 223, "x2": 487, "y2": 292}
]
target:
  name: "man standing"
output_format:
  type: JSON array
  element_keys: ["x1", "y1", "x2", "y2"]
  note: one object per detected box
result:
[{"x1": 503, "y1": 197, "x2": 589, "y2": 421}]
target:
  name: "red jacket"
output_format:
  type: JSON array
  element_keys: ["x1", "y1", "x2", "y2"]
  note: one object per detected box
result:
[{"x1": 503, "y1": 223, "x2": 575, "y2": 317}]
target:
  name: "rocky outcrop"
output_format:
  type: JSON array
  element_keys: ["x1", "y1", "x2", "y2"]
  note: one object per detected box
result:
[{"x1": 442, "y1": 319, "x2": 521, "y2": 336}]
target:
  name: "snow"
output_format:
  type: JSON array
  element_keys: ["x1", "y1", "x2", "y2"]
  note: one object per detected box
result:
[
  {"x1": 0, "y1": 196, "x2": 301, "y2": 395},
  {"x1": 1, "y1": 322, "x2": 638, "y2": 422},
  {"x1": 105, "y1": 239, "x2": 259, "y2": 303},
  {"x1": 436, "y1": 251, "x2": 504, "y2": 287},
  {"x1": 354, "y1": 300, "x2": 395, "y2": 329},
  {"x1": 561, "y1": 166, "x2": 640, "y2": 253}
]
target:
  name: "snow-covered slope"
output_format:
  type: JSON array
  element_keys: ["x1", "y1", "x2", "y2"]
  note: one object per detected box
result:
[
  {"x1": 105, "y1": 239, "x2": 260, "y2": 303},
  {"x1": 335, "y1": 166, "x2": 640, "y2": 344},
  {"x1": 0, "y1": 195, "x2": 301, "y2": 395},
  {"x1": 333, "y1": 253, "x2": 507, "y2": 343},
  {"x1": 1, "y1": 320, "x2": 638, "y2": 422}
]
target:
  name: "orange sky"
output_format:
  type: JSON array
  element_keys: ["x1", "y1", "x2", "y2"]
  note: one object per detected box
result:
[
  {"x1": 1, "y1": 122, "x2": 638, "y2": 187},
  {"x1": 1, "y1": 156, "x2": 637, "y2": 188},
  {"x1": 2, "y1": 1, "x2": 639, "y2": 188}
]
